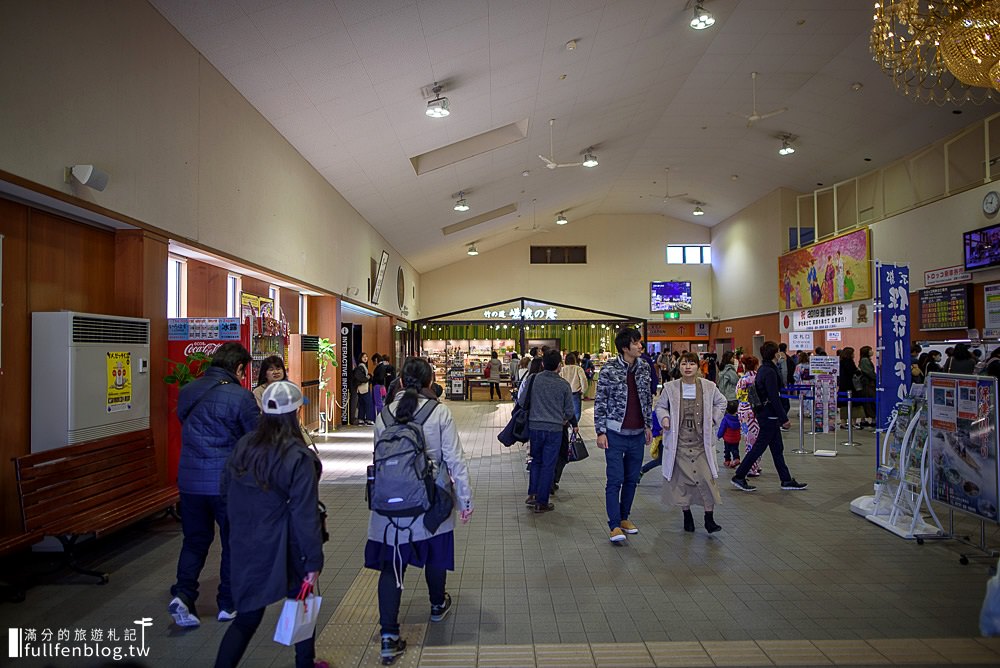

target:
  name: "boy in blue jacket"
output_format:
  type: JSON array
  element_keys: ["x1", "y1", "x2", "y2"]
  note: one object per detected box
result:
[{"x1": 717, "y1": 401, "x2": 742, "y2": 468}]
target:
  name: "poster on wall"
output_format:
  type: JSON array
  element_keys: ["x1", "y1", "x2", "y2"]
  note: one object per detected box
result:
[
  {"x1": 876, "y1": 263, "x2": 911, "y2": 431},
  {"x1": 984, "y1": 284, "x2": 1000, "y2": 338},
  {"x1": 927, "y1": 373, "x2": 1000, "y2": 524},
  {"x1": 106, "y1": 351, "x2": 133, "y2": 413},
  {"x1": 777, "y1": 228, "x2": 871, "y2": 311}
]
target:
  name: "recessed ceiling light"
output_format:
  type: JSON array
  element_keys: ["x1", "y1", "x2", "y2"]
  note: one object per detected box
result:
[{"x1": 565, "y1": 39, "x2": 577, "y2": 51}]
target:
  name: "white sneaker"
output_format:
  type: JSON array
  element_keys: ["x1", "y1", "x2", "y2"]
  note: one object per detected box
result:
[
  {"x1": 217, "y1": 609, "x2": 237, "y2": 622},
  {"x1": 168, "y1": 596, "x2": 201, "y2": 628}
]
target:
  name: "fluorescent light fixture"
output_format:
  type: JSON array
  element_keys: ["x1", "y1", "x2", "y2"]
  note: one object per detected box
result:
[
  {"x1": 690, "y1": 1, "x2": 715, "y2": 30},
  {"x1": 425, "y1": 82, "x2": 450, "y2": 118},
  {"x1": 556, "y1": 212, "x2": 568, "y2": 225},
  {"x1": 467, "y1": 244, "x2": 479, "y2": 256},
  {"x1": 582, "y1": 151, "x2": 599, "y2": 167},
  {"x1": 453, "y1": 191, "x2": 470, "y2": 211}
]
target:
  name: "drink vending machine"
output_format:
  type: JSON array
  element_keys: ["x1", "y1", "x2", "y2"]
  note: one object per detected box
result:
[{"x1": 166, "y1": 317, "x2": 242, "y2": 483}]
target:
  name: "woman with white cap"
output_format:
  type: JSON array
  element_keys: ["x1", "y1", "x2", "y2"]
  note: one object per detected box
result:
[{"x1": 215, "y1": 381, "x2": 328, "y2": 668}]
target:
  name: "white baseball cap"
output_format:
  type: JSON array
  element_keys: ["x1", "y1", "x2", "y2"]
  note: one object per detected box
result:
[{"x1": 261, "y1": 381, "x2": 303, "y2": 415}]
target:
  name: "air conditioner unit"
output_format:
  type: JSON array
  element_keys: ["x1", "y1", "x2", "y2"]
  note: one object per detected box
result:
[{"x1": 31, "y1": 311, "x2": 150, "y2": 452}]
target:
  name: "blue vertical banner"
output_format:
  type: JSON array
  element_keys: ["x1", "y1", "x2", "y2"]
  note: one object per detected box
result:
[{"x1": 876, "y1": 262, "x2": 911, "y2": 431}]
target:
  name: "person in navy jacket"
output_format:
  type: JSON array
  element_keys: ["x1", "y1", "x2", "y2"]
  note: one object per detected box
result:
[
  {"x1": 169, "y1": 342, "x2": 260, "y2": 628},
  {"x1": 730, "y1": 341, "x2": 807, "y2": 493}
]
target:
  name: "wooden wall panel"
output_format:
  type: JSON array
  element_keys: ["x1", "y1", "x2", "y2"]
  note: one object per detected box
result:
[
  {"x1": 0, "y1": 201, "x2": 118, "y2": 535},
  {"x1": 313, "y1": 296, "x2": 341, "y2": 426},
  {"x1": 0, "y1": 199, "x2": 29, "y2": 535},
  {"x1": 241, "y1": 276, "x2": 268, "y2": 299},
  {"x1": 280, "y1": 290, "x2": 299, "y2": 334},
  {"x1": 709, "y1": 313, "x2": 780, "y2": 354},
  {"x1": 186, "y1": 259, "x2": 228, "y2": 316}
]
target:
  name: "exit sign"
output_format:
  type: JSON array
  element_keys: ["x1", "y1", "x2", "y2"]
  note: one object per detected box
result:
[{"x1": 663, "y1": 312, "x2": 680, "y2": 320}]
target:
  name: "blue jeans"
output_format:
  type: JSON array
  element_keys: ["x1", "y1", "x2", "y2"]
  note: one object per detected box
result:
[
  {"x1": 528, "y1": 429, "x2": 562, "y2": 505},
  {"x1": 604, "y1": 431, "x2": 645, "y2": 529},
  {"x1": 572, "y1": 393, "x2": 582, "y2": 422},
  {"x1": 172, "y1": 492, "x2": 232, "y2": 610}
]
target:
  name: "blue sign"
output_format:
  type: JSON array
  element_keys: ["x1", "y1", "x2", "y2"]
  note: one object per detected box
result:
[
  {"x1": 167, "y1": 319, "x2": 189, "y2": 341},
  {"x1": 876, "y1": 263, "x2": 911, "y2": 431}
]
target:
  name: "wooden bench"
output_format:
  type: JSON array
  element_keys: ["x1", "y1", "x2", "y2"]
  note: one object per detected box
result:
[{"x1": 13, "y1": 430, "x2": 178, "y2": 584}]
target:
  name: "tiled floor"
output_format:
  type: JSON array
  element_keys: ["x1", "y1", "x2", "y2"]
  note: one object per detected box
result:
[{"x1": 2, "y1": 398, "x2": 999, "y2": 667}]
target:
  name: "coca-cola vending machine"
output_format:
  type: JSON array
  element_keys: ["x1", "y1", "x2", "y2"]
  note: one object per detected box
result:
[{"x1": 166, "y1": 317, "x2": 243, "y2": 483}]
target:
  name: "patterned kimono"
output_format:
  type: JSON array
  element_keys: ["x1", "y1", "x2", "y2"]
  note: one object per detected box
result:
[{"x1": 735, "y1": 371, "x2": 763, "y2": 476}]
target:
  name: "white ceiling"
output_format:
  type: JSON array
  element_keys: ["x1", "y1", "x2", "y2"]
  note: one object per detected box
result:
[{"x1": 150, "y1": 0, "x2": 999, "y2": 273}]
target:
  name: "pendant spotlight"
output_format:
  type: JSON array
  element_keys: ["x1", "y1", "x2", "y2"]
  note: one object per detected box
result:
[
  {"x1": 555, "y1": 212, "x2": 568, "y2": 225},
  {"x1": 425, "y1": 82, "x2": 450, "y2": 118},
  {"x1": 454, "y1": 191, "x2": 470, "y2": 211},
  {"x1": 778, "y1": 136, "x2": 795, "y2": 156},
  {"x1": 582, "y1": 150, "x2": 599, "y2": 168},
  {"x1": 692, "y1": 202, "x2": 706, "y2": 216},
  {"x1": 690, "y1": 1, "x2": 715, "y2": 30},
  {"x1": 467, "y1": 244, "x2": 479, "y2": 256}
]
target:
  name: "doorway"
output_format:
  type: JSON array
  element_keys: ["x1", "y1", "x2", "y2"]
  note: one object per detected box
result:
[{"x1": 752, "y1": 335, "x2": 765, "y2": 360}]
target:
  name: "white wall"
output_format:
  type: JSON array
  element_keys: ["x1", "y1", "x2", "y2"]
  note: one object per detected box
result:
[
  {"x1": 710, "y1": 188, "x2": 799, "y2": 319},
  {"x1": 0, "y1": 1, "x2": 416, "y2": 316},
  {"x1": 870, "y1": 181, "x2": 1000, "y2": 288},
  {"x1": 419, "y1": 213, "x2": 713, "y2": 319}
]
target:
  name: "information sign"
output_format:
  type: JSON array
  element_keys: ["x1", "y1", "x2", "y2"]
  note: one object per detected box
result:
[
  {"x1": 927, "y1": 373, "x2": 1000, "y2": 524},
  {"x1": 919, "y1": 285, "x2": 971, "y2": 331}
]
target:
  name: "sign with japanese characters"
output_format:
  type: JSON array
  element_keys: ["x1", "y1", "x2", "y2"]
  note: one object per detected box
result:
[
  {"x1": 789, "y1": 331, "x2": 814, "y2": 351},
  {"x1": 924, "y1": 264, "x2": 971, "y2": 287},
  {"x1": 919, "y1": 285, "x2": 972, "y2": 331},
  {"x1": 876, "y1": 263, "x2": 911, "y2": 431},
  {"x1": 482, "y1": 306, "x2": 559, "y2": 321},
  {"x1": 789, "y1": 305, "x2": 853, "y2": 331}
]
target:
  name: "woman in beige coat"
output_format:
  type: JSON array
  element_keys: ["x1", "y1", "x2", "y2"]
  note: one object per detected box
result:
[{"x1": 654, "y1": 352, "x2": 728, "y2": 533}]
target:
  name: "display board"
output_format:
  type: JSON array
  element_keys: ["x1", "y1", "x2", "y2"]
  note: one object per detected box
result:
[
  {"x1": 927, "y1": 373, "x2": 1000, "y2": 524},
  {"x1": 809, "y1": 355, "x2": 839, "y2": 434},
  {"x1": 919, "y1": 284, "x2": 972, "y2": 331}
]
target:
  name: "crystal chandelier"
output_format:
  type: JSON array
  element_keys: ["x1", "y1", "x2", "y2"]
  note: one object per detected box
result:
[{"x1": 870, "y1": 0, "x2": 1000, "y2": 105}]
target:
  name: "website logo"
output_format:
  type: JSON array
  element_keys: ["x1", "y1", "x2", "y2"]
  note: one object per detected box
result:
[{"x1": 8, "y1": 617, "x2": 152, "y2": 662}]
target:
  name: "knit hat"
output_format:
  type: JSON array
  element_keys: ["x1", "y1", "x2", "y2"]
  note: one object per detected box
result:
[{"x1": 261, "y1": 381, "x2": 303, "y2": 415}]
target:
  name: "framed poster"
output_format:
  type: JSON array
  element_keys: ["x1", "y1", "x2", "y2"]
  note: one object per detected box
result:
[
  {"x1": 372, "y1": 250, "x2": 390, "y2": 304},
  {"x1": 927, "y1": 373, "x2": 1000, "y2": 524},
  {"x1": 777, "y1": 228, "x2": 871, "y2": 311}
]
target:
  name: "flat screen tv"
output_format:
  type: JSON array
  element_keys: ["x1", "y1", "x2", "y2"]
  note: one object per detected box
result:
[
  {"x1": 650, "y1": 281, "x2": 692, "y2": 312},
  {"x1": 964, "y1": 222, "x2": 1000, "y2": 271}
]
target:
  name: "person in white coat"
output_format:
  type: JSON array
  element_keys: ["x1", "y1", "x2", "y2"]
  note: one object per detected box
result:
[{"x1": 654, "y1": 352, "x2": 728, "y2": 533}]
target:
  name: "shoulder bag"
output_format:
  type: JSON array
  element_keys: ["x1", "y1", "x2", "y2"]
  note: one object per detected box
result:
[{"x1": 497, "y1": 376, "x2": 534, "y2": 447}]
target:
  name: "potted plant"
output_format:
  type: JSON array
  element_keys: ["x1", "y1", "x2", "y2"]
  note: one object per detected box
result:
[
  {"x1": 164, "y1": 352, "x2": 211, "y2": 387},
  {"x1": 317, "y1": 337, "x2": 338, "y2": 432}
]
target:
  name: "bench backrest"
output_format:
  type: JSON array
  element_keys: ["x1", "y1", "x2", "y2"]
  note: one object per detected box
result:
[{"x1": 14, "y1": 430, "x2": 160, "y2": 533}]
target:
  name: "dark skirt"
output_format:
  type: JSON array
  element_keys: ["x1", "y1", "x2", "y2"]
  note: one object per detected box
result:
[{"x1": 364, "y1": 531, "x2": 454, "y2": 571}]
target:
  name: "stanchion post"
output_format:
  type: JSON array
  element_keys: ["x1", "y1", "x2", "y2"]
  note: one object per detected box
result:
[
  {"x1": 792, "y1": 387, "x2": 809, "y2": 454},
  {"x1": 841, "y1": 390, "x2": 860, "y2": 447}
]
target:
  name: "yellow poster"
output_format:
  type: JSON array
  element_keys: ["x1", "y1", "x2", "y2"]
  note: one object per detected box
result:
[{"x1": 107, "y1": 351, "x2": 132, "y2": 413}]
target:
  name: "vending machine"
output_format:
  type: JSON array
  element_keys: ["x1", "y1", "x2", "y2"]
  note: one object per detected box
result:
[{"x1": 166, "y1": 317, "x2": 242, "y2": 483}]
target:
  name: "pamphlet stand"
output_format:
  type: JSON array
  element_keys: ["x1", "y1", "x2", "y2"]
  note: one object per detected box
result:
[{"x1": 865, "y1": 404, "x2": 942, "y2": 539}]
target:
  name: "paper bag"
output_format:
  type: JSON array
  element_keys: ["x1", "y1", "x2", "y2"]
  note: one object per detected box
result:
[{"x1": 273, "y1": 593, "x2": 322, "y2": 646}]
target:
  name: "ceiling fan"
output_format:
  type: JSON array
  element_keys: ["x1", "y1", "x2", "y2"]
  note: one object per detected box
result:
[
  {"x1": 538, "y1": 118, "x2": 583, "y2": 169},
  {"x1": 732, "y1": 71, "x2": 788, "y2": 127},
  {"x1": 648, "y1": 167, "x2": 688, "y2": 202}
]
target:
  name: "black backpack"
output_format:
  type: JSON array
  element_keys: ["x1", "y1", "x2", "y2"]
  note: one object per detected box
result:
[
  {"x1": 747, "y1": 373, "x2": 769, "y2": 415},
  {"x1": 369, "y1": 399, "x2": 439, "y2": 518}
]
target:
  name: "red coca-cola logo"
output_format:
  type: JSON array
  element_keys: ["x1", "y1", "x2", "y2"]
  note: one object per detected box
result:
[{"x1": 184, "y1": 342, "x2": 223, "y2": 356}]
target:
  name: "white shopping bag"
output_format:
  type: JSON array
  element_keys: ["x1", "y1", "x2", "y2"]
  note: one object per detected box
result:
[
  {"x1": 981, "y1": 557, "x2": 1000, "y2": 636},
  {"x1": 273, "y1": 593, "x2": 322, "y2": 646}
]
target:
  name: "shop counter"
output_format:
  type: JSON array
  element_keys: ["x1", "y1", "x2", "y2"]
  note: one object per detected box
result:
[{"x1": 465, "y1": 374, "x2": 511, "y2": 400}]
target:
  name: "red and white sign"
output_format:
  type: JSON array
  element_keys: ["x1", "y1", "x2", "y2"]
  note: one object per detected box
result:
[{"x1": 925, "y1": 265, "x2": 971, "y2": 287}]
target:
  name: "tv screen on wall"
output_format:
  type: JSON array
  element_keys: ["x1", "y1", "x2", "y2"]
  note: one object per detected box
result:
[
  {"x1": 965, "y1": 223, "x2": 1000, "y2": 271},
  {"x1": 650, "y1": 281, "x2": 692, "y2": 312}
]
